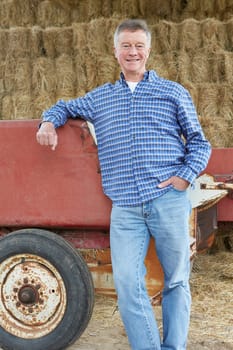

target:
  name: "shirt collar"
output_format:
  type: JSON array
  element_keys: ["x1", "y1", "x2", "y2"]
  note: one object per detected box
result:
[{"x1": 119, "y1": 70, "x2": 158, "y2": 84}]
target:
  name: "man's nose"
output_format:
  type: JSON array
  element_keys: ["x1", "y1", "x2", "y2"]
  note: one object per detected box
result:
[{"x1": 128, "y1": 45, "x2": 138, "y2": 54}]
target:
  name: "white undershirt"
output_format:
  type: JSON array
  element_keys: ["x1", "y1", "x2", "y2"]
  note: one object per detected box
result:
[{"x1": 127, "y1": 81, "x2": 138, "y2": 93}]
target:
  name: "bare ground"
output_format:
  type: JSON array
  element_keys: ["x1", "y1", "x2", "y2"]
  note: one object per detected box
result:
[{"x1": 71, "y1": 251, "x2": 233, "y2": 350}]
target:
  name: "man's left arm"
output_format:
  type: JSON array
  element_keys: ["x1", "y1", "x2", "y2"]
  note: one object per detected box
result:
[{"x1": 175, "y1": 88, "x2": 212, "y2": 186}]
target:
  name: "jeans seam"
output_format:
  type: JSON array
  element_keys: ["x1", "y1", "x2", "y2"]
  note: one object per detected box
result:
[{"x1": 136, "y1": 229, "x2": 159, "y2": 350}]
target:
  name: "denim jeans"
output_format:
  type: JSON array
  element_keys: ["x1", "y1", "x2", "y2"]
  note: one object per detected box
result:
[{"x1": 110, "y1": 188, "x2": 192, "y2": 350}]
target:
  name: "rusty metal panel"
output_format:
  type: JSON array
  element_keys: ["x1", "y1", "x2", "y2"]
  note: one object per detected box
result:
[
  {"x1": 0, "y1": 119, "x2": 111, "y2": 229},
  {"x1": 78, "y1": 238, "x2": 164, "y2": 300},
  {"x1": 204, "y1": 148, "x2": 233, "y2": 221}
]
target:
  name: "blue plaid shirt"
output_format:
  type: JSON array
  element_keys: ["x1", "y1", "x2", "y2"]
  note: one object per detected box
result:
[{"x1": 42, "y1": 70, "x2": 211, "y2": 206}]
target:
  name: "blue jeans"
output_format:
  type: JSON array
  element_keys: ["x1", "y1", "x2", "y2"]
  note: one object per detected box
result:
[{"x1": 110, "y1": 188, "x2": 191, "y2": 350}]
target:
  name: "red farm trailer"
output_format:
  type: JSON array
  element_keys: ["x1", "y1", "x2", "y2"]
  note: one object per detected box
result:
[{"x1": 0, "y1": 119, "x2": 232, "y2": 350}]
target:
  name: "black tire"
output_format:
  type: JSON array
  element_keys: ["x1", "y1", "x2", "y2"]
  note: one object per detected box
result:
[{"x1": 0, "y1": 228, "x2": 95, "y2": 350}]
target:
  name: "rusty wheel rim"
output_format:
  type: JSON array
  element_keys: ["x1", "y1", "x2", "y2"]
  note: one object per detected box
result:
[{"x1": 0, "y1": 254, "x2": 67, "y2": 339}]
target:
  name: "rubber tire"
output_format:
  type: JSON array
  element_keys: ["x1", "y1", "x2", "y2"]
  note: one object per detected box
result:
[{"x1": 0, "y1": 228, "x2": 95, "y2": 350}]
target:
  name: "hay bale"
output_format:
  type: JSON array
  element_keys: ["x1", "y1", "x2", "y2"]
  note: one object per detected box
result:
[
  {"x1": 55, "y1": 54, "x2": 75, "y2": 99},
  {"x1": 1, "y1": 93, "x2": 32, "y2": 120},
  {"x1": 13, "y1": 58, "x2": 32, "y2": 94},
  {"x1": 34, "y1": 94, "x2": 56, "y2": 119},
  {"x1": 151, "y1": 21, "x2": 178, "y2": 54},
  {"x1": 179, "y1": 19, "x2": 201, "y2": 52},
  {"x1": 226, "y1": 18, "x2": 233, "y2": 51},
  {"x1": 0, "y1": 30, "x2": 9, "y2": 60},
  {"x1": 8, "y1": 27, "x2": 31, "y2": 58},
  {"x1": 43, "y1": 26, "x2": 73, "y2": 58},
  {"x1": 32, "y1": 57, "x2": 56, "y2": 96},
  {"x1": 189, "y1": 50, "x2": 210, "y2": 83},
  {"x1": 96, "y1": 55, "x2": 117, "y2": 85},
  {"x1": 37, "y1": 0, "x2": 70, "y2": 28},
  {"x1": 30, "y1": 26, "x2": 45, "y2": 58},
  {"x1": 201, "y1": 18, "x2": 228, "y2": 51}
]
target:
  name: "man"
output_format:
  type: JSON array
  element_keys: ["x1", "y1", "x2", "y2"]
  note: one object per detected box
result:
[{"x1": 37, "y1": 19, "x2": 211, "y2": 350}]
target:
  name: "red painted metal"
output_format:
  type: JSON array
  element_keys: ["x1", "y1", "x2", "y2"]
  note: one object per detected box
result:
[
  {"x1": 0, "y1": 119, "x2": 111, "y2": 229},
  {"x1": 204, "y1": 148, "x2": 233, "y2": 222}
]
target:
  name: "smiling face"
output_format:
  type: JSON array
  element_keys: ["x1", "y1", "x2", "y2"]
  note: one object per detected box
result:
[{"x1": 114, "y1": 29, "x2": 151, "y2": 82}]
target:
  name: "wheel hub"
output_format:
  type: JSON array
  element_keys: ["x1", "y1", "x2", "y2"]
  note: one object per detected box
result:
[{"x1": 0, "y1": 254, "x2": 67, "y2": 339}]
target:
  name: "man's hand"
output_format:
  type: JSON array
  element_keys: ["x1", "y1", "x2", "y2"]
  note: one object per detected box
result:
[
  {"x1": 158, "y1": 176, "x2": 189, "y2": 191},
  {"x1": 36, "y1": 122, "x2": 58, "y2": 151}
]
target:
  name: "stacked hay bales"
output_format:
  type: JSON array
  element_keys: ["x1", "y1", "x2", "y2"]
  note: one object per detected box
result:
[{"x1": 0, "y1": 0, "x2": 232, "y2": 148}]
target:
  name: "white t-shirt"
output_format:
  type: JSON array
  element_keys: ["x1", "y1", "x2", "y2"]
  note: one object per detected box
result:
[{"x1": 127, "y1": 81, "x2": 138, "y2": 93}]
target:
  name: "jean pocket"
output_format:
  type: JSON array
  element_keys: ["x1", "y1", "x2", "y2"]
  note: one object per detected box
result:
[{"x1": 171, "y1": 186, "x2": 187, "y2": 193}]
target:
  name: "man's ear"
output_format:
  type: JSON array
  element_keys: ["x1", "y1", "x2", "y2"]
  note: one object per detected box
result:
[{"x1": 113, "y1": 47, "x2": 118, "y2": 58}]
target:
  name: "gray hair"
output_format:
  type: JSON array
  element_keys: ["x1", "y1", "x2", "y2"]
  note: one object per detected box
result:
[{"x1": 114, "y1": 19, "x2": 151, "y2": 48}]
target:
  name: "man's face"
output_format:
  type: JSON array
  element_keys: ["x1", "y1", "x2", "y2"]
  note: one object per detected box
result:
[{"x1": 114, "y1": 29, "x2": 151, "y2": 80}]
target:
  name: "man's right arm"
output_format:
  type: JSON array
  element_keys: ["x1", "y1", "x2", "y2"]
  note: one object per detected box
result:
[{"x1": 36, "y1": 121, "x2": 58, "y2": 151}]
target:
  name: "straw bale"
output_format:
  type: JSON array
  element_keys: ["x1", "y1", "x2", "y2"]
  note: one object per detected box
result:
[
  {"x1": 34, "y1": 94, "x2": 56, "y2": 119},
  {"x1": 1, "y1": 95, "x2": 13, "y2": 120},
  {"x1": 30, "y1": 26, "x2": 44, "y2": 58},
  {"x1": 74, "y1": 60, "x2": 87, "y2": 96},
  {"x1": 149, "y1": 54, "x2": 169, "y2": 79},
  {"x1": 197, "y1": 84, "x2": 218, "y2": 118},
  {"x1": 189, "y1": 51, "x2": 210, "y2": 83},
  {"x1": 13, "y1": 58, "x2": 32, "y2": 95},
  {"x1": 226, "y1": 18, "x2": 233, "y2": 51},
  {"x1": 224, "y1": 52, "x2": 233, "y2": 84},
  {"x1": 3, "y1": 57, "x2": 17, "y2": 93},
  {"x1": 201, "y1": 19, "x2": 228, "y2": 51},
  {"x1": 37, "y1": 0, "x2": 70, "y2": 28},
  {"x1": 7, "y1": 27, "x2": 31, "y2": 58},
  {"x1": 197, "y1": 83, "x2": 232, "y2": 147},
  {"x1": 1, "y1": 93, "x2": 33, "y2": 120},
  {"x1": 176, "y1": 52, "x2": 191, "y2": 84},
  {"x1": 84, "y1": 53, "x2": 98, "y2": 91},
  {"x1": 55, "y1": 54, "x2": 75, "y2": 99},
  {"x1": 96, "y1": 55, "x2": 117, "y2": 86},
  {"x1": 72, "y1": 23, "x2": 89, "y2": 58},
  {"x1": 138, "y1": 0, "x2": 172, "y2": 20},
  {"x1": 32, "y1": 57, "x2": 56, "y2": 96},
  {"x1": 43, "y1": 27, "x2": 73, "y2": 58},
  {"x1": 0, "y1": 0, "x2": 35, "y2": 28},
  {"x1": 151, "y1": 21, "x2": 178, "y2": 54},
  {"x1": 179, "y1": 19, "x2": 201, "y2": 52},
  {"x1": 0, "y1": 30, "x2": 9, "y2": 60},
  {"x1": 87, "y1": 18, "x2": 118, "y2": 56}
]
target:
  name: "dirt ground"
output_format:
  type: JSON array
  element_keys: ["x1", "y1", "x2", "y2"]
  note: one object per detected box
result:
[{"x1": 70, "y1": 251, "x2": 233, "y2": 350}]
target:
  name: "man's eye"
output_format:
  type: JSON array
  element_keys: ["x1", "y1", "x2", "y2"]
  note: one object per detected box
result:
[
  {"x1": 122, "y1": 44, "x2": 130, "y2": 49},
  {"x1": 136, "y1": 44, "x2": 145, "y2": 49}
]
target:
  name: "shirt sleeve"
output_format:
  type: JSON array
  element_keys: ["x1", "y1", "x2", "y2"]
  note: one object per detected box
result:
[
  {"x1": 175, "y1": 88, "x2": 211, "y2": 184},
  {"x1": 41, "y1": 92, "x2": 96, "y2": 128}
]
